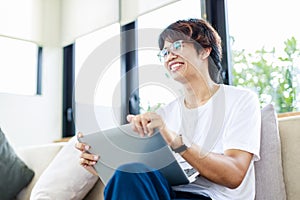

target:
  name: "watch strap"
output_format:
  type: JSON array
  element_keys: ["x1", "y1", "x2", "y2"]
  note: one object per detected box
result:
[{"x1": 171, "y1": 143, "x2": 188, "y2": 153}]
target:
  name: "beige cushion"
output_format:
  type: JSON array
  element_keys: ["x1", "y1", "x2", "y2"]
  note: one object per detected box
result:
[
  {"x1": 16, "y1": 142, "x2": 65, "y2": 200},
  {"x1": 30, "y1": 136, "x2": 99, "y2": 200},
  {"x1": 254, "y1": 104, "x2": 286, "y2": 200},
  {"x1": 278, "y1": 115, "x2": 300, "y2": 200}
]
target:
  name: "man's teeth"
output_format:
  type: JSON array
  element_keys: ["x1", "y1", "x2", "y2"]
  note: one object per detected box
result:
[{"x1": 171, "y1": 63, "x2": 182, "y2": 71}]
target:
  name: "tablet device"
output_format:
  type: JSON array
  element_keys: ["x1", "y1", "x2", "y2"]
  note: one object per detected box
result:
[{"x1": 78, "y1": 124, "x2": 199, "y2": 186}]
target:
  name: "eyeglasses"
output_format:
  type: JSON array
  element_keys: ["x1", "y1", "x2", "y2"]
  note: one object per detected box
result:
[{"x1": 157, "y1": 40, "x2": 193, "y2": 63}]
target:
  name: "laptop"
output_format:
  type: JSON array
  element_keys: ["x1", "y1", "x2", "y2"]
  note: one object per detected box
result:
[{"x1": 77, "y1": 124, "x2": 199, "y2": 186}]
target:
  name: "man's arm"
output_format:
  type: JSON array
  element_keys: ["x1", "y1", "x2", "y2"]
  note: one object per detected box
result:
[{"x1": 181, "y1": 145, "x2": 253, "y2": 189}]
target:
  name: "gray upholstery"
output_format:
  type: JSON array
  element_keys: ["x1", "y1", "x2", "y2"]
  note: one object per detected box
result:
[{"x1": 254, "y1": 104, "x2": 286, "y2": 200}]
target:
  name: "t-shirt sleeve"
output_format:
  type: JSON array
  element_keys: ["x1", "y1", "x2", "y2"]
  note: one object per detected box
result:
[{"x1": 223, "y1": 90, "x2": 261, "y2": 161}]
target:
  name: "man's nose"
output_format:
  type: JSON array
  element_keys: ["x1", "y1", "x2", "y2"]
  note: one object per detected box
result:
[{"x1": 165, "y1": 51, "x2": 178, "y2": 62}]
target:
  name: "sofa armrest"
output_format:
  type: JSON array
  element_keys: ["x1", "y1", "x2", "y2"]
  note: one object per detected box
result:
[{"x1": 15, "y1": 142, "x2": 66, "y2": 200}]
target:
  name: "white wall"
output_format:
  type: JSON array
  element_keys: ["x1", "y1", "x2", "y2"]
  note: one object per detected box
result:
[
  {"x1": 61, "y1": 0, "x2": 119, "y2": 46},
  {"x1": 61, "y1": 0, "x2": 179, "y2": 45},
  {"x1": 120, "y1": 0, "x2": 179, "y2": 25},
  {"x1": 0, "y1": 0, "x2": 62, "y2": 147},
  {"x1": 0, "y1": 47, "x2": 62, "y2": 147},
  {"x1": 0, "y1": 0, "x2": 43, "y2": 43}
]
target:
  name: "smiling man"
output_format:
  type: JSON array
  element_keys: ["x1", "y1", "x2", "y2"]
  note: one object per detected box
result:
[{"x1": 76, "y1": 18, "x2": 261, "y2": 200}]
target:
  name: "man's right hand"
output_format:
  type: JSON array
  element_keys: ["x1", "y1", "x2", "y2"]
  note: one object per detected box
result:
[{"x1": 75, "y1": 132, "x2": 100, "y2": 176}]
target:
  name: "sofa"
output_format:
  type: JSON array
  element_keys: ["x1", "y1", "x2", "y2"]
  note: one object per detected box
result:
[
  {"x1": 15, "y1": 105, "x2": 300, "y2": 200},
  {"x1": 15, "y1": 140, "x2": 104, "y2": 200}
]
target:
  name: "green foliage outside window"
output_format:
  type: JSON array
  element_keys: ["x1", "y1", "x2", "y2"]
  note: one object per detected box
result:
[
  {"x1": 140, "y1": 102, "x2": 165, "y2": 113},
  {"x1": 231, "y1": 37, "x2": 300, "y2": 113}
]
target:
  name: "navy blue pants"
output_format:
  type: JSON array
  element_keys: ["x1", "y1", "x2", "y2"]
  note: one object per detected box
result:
[{"x1": 104, "y1": 163, "x2": 211, "y2": 200}]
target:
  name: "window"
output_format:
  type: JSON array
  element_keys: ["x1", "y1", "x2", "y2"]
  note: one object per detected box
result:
[
  {"x1": 75, "y1": 23, "x2": 121, "y2": 129},
  {"x1": 228, "y1": 0, "x2": 300, "y2": 113},
  {"x1": 0, "y1": 36, "x2": 41, "y2": 95},
  {"x1": 75, "y1": 23, "x2": 120, "y2": 107},
  {"x1": 137, "y1": 0, "x2": 202, "y2": 113}
]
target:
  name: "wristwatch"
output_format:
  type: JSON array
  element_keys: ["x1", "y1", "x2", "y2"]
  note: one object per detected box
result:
[
  {"x1": 171, "y1": 143, "x2": 188, "y2": 153},
  {"x1": 171, "y1": 135, "x2": 191, "y2": 154}
]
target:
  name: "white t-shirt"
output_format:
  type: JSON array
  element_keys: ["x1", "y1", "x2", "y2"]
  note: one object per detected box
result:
[{"x1": 156, "y1": 84, "x2": 261, "y2": 200}]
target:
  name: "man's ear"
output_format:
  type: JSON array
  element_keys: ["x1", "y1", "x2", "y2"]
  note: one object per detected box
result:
[{"x1": 201, "y1": 47, "x2": 212, "y2": 59}]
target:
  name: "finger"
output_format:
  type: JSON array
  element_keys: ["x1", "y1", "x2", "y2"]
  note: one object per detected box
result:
[
  {"x1": 126, "y1": 114, "x2": 135, "y2": 123},
  {"x1": 132, "y1": 116, "x2": 145, "y2": 136},
  {"x1": 81, "y1": 152, "x2": 99, "y2": 161},
  {"x1": 130, "y1": 123, "x2": 138, "y2": 132},
  {"x1": 135, "y1": 123, "x2": 145, "y2": 137},
  {"x1": 79, "y1": 157, "x2": 97, "y2": 166},
  {"x1": 146, "y1": 114, "x2": 164, "y2": 136},
  {"x1": 77, "y1": 132, "x2": 83, "y2": 138},
  {"x1": 76, "y1": 132, "x2": 90, "y2": 151},
  {"x1": 146, "y1": 112, "x2": 160, "y2": 135},
  {"x1": 140, "y1": 115, "x2": 151, "y2": 135},
  {"x1": 146, "y1": 123, "x2": 154, "y2": 136},
  {"x1": 75, "y1": 142, "x2": 90, "y2": 151}
]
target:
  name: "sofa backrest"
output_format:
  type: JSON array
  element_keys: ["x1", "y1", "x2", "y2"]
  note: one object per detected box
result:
[
  {"x1": 278, "y1": 115, "x2": 300, "y2": 200},
  {"x1": 255, "y1": 104, "x2": 286, "y2": 200}
]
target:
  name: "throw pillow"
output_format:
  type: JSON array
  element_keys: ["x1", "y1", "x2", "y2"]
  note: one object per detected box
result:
[
  {"x1": 0, "y1": 128, "x2": 35, "y2": 200},
  {"x1": 30, "y1": 136, "x2": 99, "y2": 200},
  {"x1": 254, "y1": 104, "x2": 287, "y2": 200}
]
